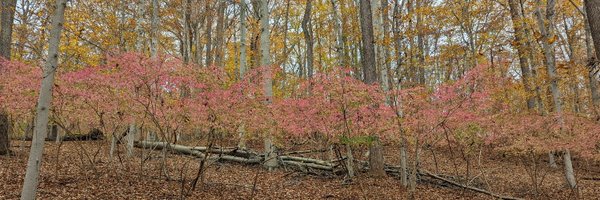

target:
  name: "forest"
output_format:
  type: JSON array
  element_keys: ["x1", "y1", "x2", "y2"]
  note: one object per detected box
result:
[{"x1": 1, "y1": 0, "x2": 600, "y2": 199}]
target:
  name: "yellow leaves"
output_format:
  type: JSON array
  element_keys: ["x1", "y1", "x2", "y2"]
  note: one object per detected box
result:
[{"x1": 547, "y1": 35, "x2": 558, "y2": 44}]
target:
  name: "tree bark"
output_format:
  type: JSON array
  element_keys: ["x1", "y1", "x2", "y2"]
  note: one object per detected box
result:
[
  {"x1": 536, "y1": 0, "x2": 577, "y2": 189},
  {"x1": 563, "y1": 149, "x2": 577, "y2": 189},
  {"x1": 585, "y1": 0, "x2": 600, "y2": 113},
  {"x1": 0, "y1": 0, "x2": 17, "y2": 59},
  {"x1": 214, "y1": 1, "x2": 227, "y2": 67},
  {"x1": 20, "y1": 0, "x2": 67, "y2": 199},
  {"x1": 359, "y1": 0, "x2": 378, "y2": 84},
  {"x1": 586, "y1": 0, "x2": 600, "y2": 61},
  {"x1": 134, "y1": 0, "x2": 146, "y2": 51},
  {"x1": 0, "y1": 111, "x2": 10, "y2": 155},
  {"x1": 127, "y1": 123, "x2": 136, "y2": 157},
  {"x1": 239, "y1": 0, "x2": 248, "y2": 78},
  {"x1": 236, "y1": 0, "x2": 249, "y2": 150},
  {"x1": 205, "y1": 2, "x2": 214, "y2": 67},
  {"x1": 150, "y1": 0, "x2": 159, "y2": 58},
  {"x1": 380, "y1": 0, "x2": 391, "y2": 95},
  {"x1": 331, "y1": 0, "x2": 345, "y2": 67},
  {"x1": 259, "y1": 0, "x2": 278, "y2": 170},
  {"x1": 302, "y1": 0, "x2": 314, "y2": 79},
  {"x1": 182, "y1": 0, "x2": 191, "y2": 63},
  {"x1": 508, "y1": 0, "x2": 536, "y2": 111},
  {"x1": 534, "y1": 0, "x2": 562, "y2": 116},
  {"x1": 359, "y1": 0, "x2": 385, "y2": 178}
]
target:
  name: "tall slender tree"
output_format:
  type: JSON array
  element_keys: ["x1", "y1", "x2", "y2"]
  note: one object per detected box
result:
[
  {"x1": 508, "y1": 0, "x2": 536, "y2": 111},
  {"x1": 534, "y1": 0, "x2": 576, "y2": 189},
  {"x1": 150, "y1": 0, "x2": 159, "y2": 58},
  {"x1": 0, "y1": 0, "x2": 17, "y2": 156},
  {"x1": 359, "y1": 0, "x2": 386, "y2": 178},
  {"x1": 237, "y1": 0, "x2": 249, "y2": 149},
  {"x1": 302, "y1": 0, "x2": 314, "y2": 79},
  {"x1": 214, "y1": 1, "x2": 227, "y2": 67},
  {"x1": 259, "y1": 0, "x2": 278, "y2": 170},
  {"x1": 20, "y1": 0, "x2": 67, "y2": 199}
]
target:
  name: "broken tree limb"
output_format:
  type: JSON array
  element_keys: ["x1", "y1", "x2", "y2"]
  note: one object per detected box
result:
[
  {"x1": 191, "y1": 146, "x2": 258, "y2": 158},
  {"x1": 279, "y1": 156, "x2": 334, "y2": 167},
  {"x1": 283, "y1": 160, "x2": 333, "y2": 171},
  {"x1": 134, "y1": 141, "x2": 206, "y2": 158},
  {"x1": 135, "y1": 141, "x2": 334, "y2": 170},
  {"x1": 417, "y1": 169, "x2": 524, "y2": 200},
  {"x1": 282, "y1": 149, "x2": 328, "y2": 156}
]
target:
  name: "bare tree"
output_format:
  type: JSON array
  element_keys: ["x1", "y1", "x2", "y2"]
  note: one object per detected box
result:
[
  {"x1": 20, "y1": 0, "x2": 67, "y2": 199},
  {"x1": 259, "y1": 0, "x2": 278, "y2": 170},
  {"x1": 535, "y1": 0, "x2": 576, "y2": 189}
]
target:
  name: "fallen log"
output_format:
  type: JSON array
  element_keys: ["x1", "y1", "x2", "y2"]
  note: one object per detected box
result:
[
  {"x1": 23, "y1": 128, "x2": 105, "y2": 142},
  {"x1": 191, "y1": 146, "x2": 258, "y2": 158},
  {"x1": 283, "y1": 160, "x2": 333, "y2": 171},
  {"x1": 135, "y1": 141, "x2": 262, "y2": 164},
  {"x1": 582, "y1": 177, "x2": 600, "y2": 181},
  {"x1": 417, "y1": 169, "x2": 523, "y2": 200},
  {"x1": 282, "y1": 149, "x2": 328, "y2": 156},
  {"x1": 279, "y1": 156, "x2": 334, "y2": 167}
]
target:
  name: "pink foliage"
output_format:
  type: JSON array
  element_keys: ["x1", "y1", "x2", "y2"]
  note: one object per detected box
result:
[{"x1": 1, "y1": 55, "x2": 599, "y2": 159}]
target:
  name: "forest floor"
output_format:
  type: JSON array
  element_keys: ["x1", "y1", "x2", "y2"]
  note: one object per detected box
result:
[{"x1": 1, "y1": 140, "x2": 599, "y2": 199}]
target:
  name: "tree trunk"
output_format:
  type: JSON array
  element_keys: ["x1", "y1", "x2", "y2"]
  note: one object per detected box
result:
[
  {"x1": 586, "y1": 0, "x2": 600, "y2": 61},
  {"x1": 182, "y1": 0, "x2": 190, "y2": 63},
  {"x1": 508, "y1": 0, "x2": 536, "y2": 111},
  {"x1": 302, "y1": 0, "x2": 314, "y2": 79},
  {"x1": 20, "y1": 0, "x2": 67, "y2": 199},
  {"x1": 237, "y1": 0, "x2": 249, "y2": 150},
  {"x1": 331, "y1": 0, "x2": 345, "y2": 67},
  {"x1": 150, "y1": 0, "x2": 159, "y2": 58},
  {"x1": 520, "y1": 0, "x2": 546, "y2": 114},
  {"x1": 134, "y1": 0, "x2": 146, "y2": 51},
  {"x1": 259, "y1": 0, "x2": 278, "y2": 170},
  {"x1": 380, "y1": 0, "x2": 391, "y2": 96},
  {"x1": 205, "y1": 3, "x2": 213, "y2": 67},
  {"x1": 0, "y1": 111, "x2": 10, "y2": 155},
  {"x1": 345, "y1": 144, "x2": 355, "y2": 178},
  {"x1": 127, "y1": 123, "x2": 136, "y2": 158},
  {"x1": 585, "y1": 0, "x2": 600, "y2": 114},
  {"x1": 0, "y1": 0, "x2": 17, "y2": 59},
  {"x1": 359, "y1": 0, "x2": 378, "y2": 84},
  {"x1": 534, "y1": 0, "x2": 562, "y2": 116},
  {"x1": 369, "y1": 140, "x2": 386, "y2": 178},
  {"x1": 239, "y1": 0, "x2": 248, "y2": 78},
  {"x1": 359, "y1": 0, "x2": 385, "y2": 178},
  {"x1": 563, "y1": 149, "x2": 577, "y2": 189},
  {"x1": 536, "y1": 0, "x2": 577, "y2": 189},
  {"x1": 194, "y1": 1, "x2": 206, "y2": 66},
  {"x1": 214, "y1": 1, "x2": 227, "y2": 67},
  {"x1": 400, "y1": 140, "x2": 408, "y2": 186}
]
